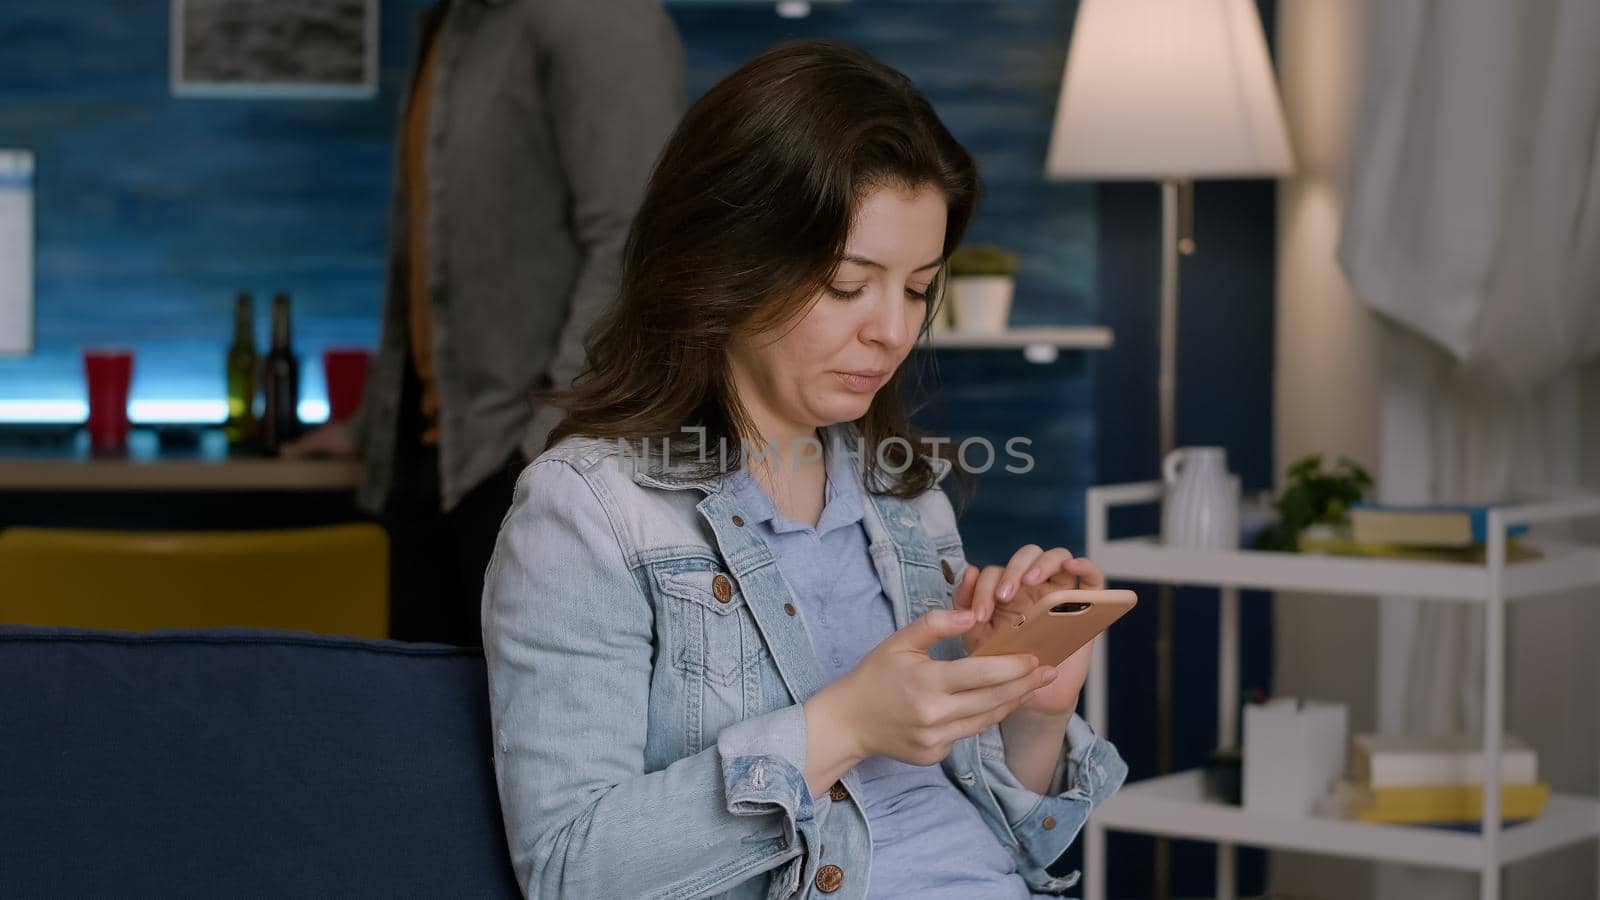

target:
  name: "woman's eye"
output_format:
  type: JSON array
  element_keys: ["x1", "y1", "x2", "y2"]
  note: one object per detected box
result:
[{"x1": 828, "y1": 283, "x2": 928, "y2": 300}]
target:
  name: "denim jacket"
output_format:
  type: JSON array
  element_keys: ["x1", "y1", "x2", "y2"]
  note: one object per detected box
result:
[{"x1": 482, "y1": 425, "x2": 1127, "y2": 899}]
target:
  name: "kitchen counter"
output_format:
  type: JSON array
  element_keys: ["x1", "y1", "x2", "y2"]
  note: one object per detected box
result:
[{"x1": 0, "y1": 427, "x2": 363, "y2": 492}]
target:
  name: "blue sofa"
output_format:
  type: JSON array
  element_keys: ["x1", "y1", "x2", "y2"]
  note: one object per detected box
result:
[{"x1": 0, "y1": 627, "x2": 521, "y2": 897}]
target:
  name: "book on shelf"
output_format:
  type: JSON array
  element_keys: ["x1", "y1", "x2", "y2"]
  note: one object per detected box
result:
[
  {"x1": 1349, "y1": 503, "x2": 1530, "y2": 548},
  {"x1": 1297, "y1": 531, "x2": 1543, "y2": 564},
  {"x1": 1351, "y1": 733, "x2": 1539, "y2": 788},
  {"x1": 1336, "y1": 780, "x2": 1550, "y2": 825},
  {"x1": 1420, "y1": 819, "x2": 1532, "y2": 833}
]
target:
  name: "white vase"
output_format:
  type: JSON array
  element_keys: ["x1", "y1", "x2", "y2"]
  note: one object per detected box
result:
[
  {"x1": 949, "y1": 276, "x2": 1014, "y2": 333},
  {"x1": 1161, "y1": 446, "x2": 1240, "y2": 549}
]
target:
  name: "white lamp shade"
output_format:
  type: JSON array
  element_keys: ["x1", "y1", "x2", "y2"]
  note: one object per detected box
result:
[{"x1": 1045, "y1": 0, "x2": 1293, "y2": 180}]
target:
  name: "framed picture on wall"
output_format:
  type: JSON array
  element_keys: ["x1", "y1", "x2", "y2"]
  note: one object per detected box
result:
[{"x1": 170, "y1": 0, "x2": 379, "y2": 100}]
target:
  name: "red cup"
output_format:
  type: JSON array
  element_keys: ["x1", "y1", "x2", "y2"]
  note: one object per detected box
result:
[
  {"x1": 83, "y1": 348, "x2": 134, "y2": 453},
  {"x1": 322, "y1": 347, "x2": 371, "y2": 423}
]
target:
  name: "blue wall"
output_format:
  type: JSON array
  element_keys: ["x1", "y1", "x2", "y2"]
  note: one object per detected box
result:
[
  {"x1": 1, "y1": 2, "x2": 1275, "y2": 895},
  {"x1": 0, "y1": 0, "x2": 430, "y2": 422},
  {"x1": 0, "y1": 0, "x2": 1093, "y2": 426}
]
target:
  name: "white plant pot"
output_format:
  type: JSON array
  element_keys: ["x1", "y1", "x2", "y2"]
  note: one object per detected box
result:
[{"x1": 949, "y1": 276, "x2": 1014, "y2": 333}]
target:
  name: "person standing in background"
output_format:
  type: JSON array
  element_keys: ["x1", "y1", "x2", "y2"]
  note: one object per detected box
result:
[{"x1": 286, "y1": 0, "x2": 686, "y2": 646}]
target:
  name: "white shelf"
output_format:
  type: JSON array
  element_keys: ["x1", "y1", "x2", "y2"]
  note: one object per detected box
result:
[
  {"x1": 1091, "y1": 536, "x2": 1600, "y2": 602},
  {"x1": 926, "y1": 326, "x2": 1113, "y2": 350},
  {"x1": 1095, "y1": 770, "x2": 1600, "y2": 872},
  {"x1": 1083, "y1": 481, "x2": 1600, "y2": 900},
  {"x1": 1086, "y1": 482, "x2": 1600, "y2": 601}
]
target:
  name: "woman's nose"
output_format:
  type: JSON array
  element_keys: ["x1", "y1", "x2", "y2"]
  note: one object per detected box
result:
[{"x1": 861, "y1": 289, "x2": 911, "y2": 348}]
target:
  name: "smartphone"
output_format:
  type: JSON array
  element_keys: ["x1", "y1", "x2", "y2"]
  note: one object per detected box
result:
[{"x1": 971, "y1": 585, "x2": 1137, "y2": 668}]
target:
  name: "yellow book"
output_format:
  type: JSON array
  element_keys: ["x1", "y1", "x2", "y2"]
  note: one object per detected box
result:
[
  {"x1": 1297, "y1": 534, "x2": 1543, "y2": 564},
  {"x1": 1338, "y1": 781, "x2": 1550, "y2": 824}
]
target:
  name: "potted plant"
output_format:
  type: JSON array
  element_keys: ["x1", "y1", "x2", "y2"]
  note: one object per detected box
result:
[
  {"x1": 1252, "y1": 454, "x2": 1374, "y2": 552},
  {"x1": 946, "y1": 243, "x2": 1019, "y2": 333}
]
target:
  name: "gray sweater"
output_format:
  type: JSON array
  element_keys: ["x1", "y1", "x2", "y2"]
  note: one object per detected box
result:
[{"x1": 355, "y1": 0, "x2": 685, "y2": 512}]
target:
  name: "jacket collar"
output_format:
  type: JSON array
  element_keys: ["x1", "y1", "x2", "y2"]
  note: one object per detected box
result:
[
  {"x1": 629, "y1": 424, "x2": 862, "y2": 494},
  {"x1": 628, "y1": 436, "x2": 729, "y2": 493},
  {"x1": 628, "y1": 422, "x2": 954, "y2": 493}
]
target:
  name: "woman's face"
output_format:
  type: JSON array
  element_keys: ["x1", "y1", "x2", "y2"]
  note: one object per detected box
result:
[{"x1": 728, "y1": 183, "x2": 947, "y2": 442}]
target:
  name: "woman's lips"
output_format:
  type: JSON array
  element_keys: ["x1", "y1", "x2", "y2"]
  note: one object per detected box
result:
[{"x1": 835, "y1": 370, "x2": 889, "y2": 393}]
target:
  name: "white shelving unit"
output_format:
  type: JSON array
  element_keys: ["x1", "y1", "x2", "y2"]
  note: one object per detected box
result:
[
  {"x1": 925, "y1": 325, "x2": 1112, "y2": 363},
  {"x1": 1081, "y1": 481, "x2": 1600, "y2": 900},
  {"x1": 927, "y1": 325, "x2": 1113, "y2": 350}
]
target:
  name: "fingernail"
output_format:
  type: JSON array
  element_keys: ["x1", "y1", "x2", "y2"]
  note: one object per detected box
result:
[
  {"x1": 997, "y1": 582, "x2": 1014, "y2": 600},
  {"x1": 1041, "y1": 668, "x2": 1058, "y2": 683},
  {"x1": 953, "y1": 609, "x2": 974, "y2": 624}
]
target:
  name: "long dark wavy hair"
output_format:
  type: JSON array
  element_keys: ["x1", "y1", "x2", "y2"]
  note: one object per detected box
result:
[{"x1": 545, "y1": 39, "x2": 980, "y2": 498}]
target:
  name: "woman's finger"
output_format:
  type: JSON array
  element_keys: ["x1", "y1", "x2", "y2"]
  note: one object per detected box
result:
[
  {"x1": 1020, "y1": 546, "x2": 1074, "y2": 587},
  {"x1": 994, "y1": 544, "x2": 1044, "y2": 602},
  {"x1": 1065, "y1": 555, "x2": 1106, "y2": 590},
  {"x1": 938, "y1": 653, "x2": 1039, "y2": 692},
  {"x1": 942, "y1": 665, "x2": 1055, "y2": 721},
  {"x1": 938, "y1": 668, "x2": 1057, "y2": 739},
  {"x1": 972, "y1": 565, "x2": 1007, "y2": 623}
]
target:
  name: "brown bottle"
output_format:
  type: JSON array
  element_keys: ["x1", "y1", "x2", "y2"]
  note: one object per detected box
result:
[{"x1": 261, "y1": 292, "x2": 300, "y2": 453}]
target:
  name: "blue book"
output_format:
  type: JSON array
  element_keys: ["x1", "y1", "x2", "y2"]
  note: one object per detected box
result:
[{"x1": 1350, "y1": 503, "x2": 1530, "y2": 547}]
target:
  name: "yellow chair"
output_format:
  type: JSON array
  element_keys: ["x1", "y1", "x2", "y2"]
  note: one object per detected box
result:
[{"x1": 0, "y1": 524, "x2": 388, "y2": 638}]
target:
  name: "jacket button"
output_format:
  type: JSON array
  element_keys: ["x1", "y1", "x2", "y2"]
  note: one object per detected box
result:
[
  {"x1": 814, "y1": 864, "x2": 844, "y2": 893},
  {"x1": 828, "y1": 782, "x2": 848, "y2": 802},
  {"x1": 732, "y1": 515, "x2": 745, "y2": 527},
  {"x1": 940, "y1": 559, "x2": 956, "y2": 584},
  {"x1": 712, "y1": 575, "x2": 733, "y2": 603},
  {"x1": 1042, "y1": 816, "x2": 1057, "y2": 830},
  {"x1": 784, "y1": 603, "x2": 796, "y2": 616}
]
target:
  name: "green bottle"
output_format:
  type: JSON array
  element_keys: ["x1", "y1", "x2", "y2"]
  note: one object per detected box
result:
[{"x1": 223, "y1": 291, "x2": 258, "y2": 446}]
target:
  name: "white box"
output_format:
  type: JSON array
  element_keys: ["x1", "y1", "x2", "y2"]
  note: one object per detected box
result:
[
  {"x1": 1243, "y1": 698, "x2": 1348, "y2": 816},
  {"x1": 1351, "y1": 733, "x2": 1538, "y2": 788}
]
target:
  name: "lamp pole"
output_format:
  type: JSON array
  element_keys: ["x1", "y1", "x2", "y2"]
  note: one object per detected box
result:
[
  {"x1": 1153, "y1": 176, "x2": 1194, "y2": 900},
  {"x1": 1043, "y1": 4, "x2": 1290, "y2": 894}
]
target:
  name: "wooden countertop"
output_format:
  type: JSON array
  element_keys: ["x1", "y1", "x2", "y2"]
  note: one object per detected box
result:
[{"x1": 0, "y1": 427, "x2": 364, "y2": 492}]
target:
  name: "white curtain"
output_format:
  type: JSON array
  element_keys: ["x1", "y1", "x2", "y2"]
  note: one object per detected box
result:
[
  {"x1": 1338, "y1": 0, "x2": 1600, "y2": 897},
  {"x1": 1340, "y1": 0, "x2": 1600, "y2": 393}
]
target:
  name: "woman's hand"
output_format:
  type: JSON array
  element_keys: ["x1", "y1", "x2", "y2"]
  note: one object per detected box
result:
[
  {"x1": 953, "y1": 545, "x2": 1105, "y2": 715},
  {"x1": 805, "y1": 608, "x2": 1057, "y2": 773}
]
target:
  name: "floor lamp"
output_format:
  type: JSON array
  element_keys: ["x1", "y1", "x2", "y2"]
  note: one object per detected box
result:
[{"x1": 1044, "y1": 2, "x2": 1292, "y2": 896}]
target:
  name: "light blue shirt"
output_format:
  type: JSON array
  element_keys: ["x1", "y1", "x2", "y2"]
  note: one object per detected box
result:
[{"x1": 727, "y1": 437, "x2": 1052, "y2": 899}]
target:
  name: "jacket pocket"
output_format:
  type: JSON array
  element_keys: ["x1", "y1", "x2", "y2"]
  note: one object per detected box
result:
[{"x1": 656, "y1": 567, "x2": 766, "y2": 686}]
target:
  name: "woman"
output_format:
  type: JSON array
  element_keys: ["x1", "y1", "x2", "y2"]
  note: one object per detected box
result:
[{"x1": 483, "y1": 39, "x2": 1126, "y2": 899}]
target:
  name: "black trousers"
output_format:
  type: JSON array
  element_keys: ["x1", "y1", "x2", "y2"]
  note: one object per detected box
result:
[{"x1": 382, "y1": 368, "x2": 523, "y2": 646}]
